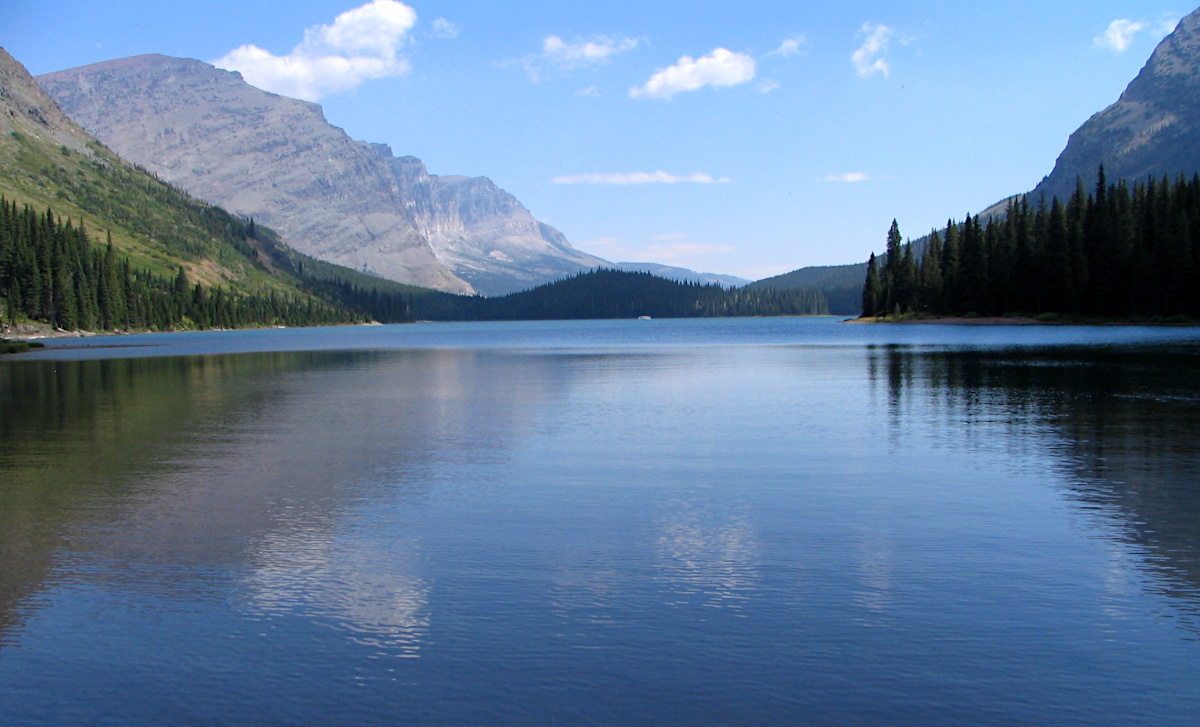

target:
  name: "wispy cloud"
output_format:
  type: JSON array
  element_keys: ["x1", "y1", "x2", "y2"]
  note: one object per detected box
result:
[
  {"x1": 852, "y1": 23, "x2": 894, "y2": 78},
  {"x1": 432, "y1": 18, "x2": 459, "y2": 39},
  {"x1": 1095, "y1": 19, "x2": 1149, "y2": 52},
  {"x1": 519, "y1": 35, "x2": 640, "y2": 81},
  {"x1": 824, "y1": 172, "x2": 873, "y2": 183},
  {"x1": 1156, "y1": 16, "x2": 1182, "y2": 37},
  {"x1": 758, "y1": 79, "x2": 782, "y2": 94},
  {"x1": 575, "y1": 86, "x2": 601, "y2": 97},
  {"x1": 553, "y1": 171, "x2": 733, "y2": 185},
  {"x1": 768, "y1": 35, "x2": 809, "y2": 58},
  {"x1": 213, "y1": 0, "x2": 417, "y2": 101},
  {"x1": 579, "y1": 237, "x2": 735, "y2": 264},
  {"x1": 630, "y1": 48, "x2": 756, "y2": 100}
]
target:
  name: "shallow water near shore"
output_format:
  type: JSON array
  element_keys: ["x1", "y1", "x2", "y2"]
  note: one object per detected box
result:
[{"x1": 3, "y1": 317, "x2": 1200, "y2": 725}]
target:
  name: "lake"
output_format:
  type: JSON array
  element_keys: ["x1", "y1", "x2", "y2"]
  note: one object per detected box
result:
[{"x1": 2, "y1": 317, "x2": 1200, "y2": 725}]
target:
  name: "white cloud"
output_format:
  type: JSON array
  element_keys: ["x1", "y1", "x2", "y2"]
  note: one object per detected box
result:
[
  {"x1": 432, "y1": 18, "x2": 459, "y2": 39},
  {"x1": 768, "y1": 35, "x2": 809, "y2": 58},
  {"x1": 1095, "y1": 19, "x2": 1148, "y2": 52},
  {"x1": 758, "y1": 79, "x2": 782, "y2": 94},
  {"x1": 553, "y1": 171, "x2": 733, "y2": 185},
  {"x1": 213, "y1": 0, "x2": 416, "y2": 101},
  {"x1": 520, "y1": 35, "x2": 639, "y2": 81},
  {"x1": 579, "y1": 237, "x2": 735, "y2": 264},
  {"x1": 545, "y1": 35, "x2": 639, "y2": 65},
  {"x1": 852, "y1": 23, "x2": 894, "y2": 78},
  {"x1": 630, "y1": 48, "x2": 756, "y2": 100},
  {"x1": 1155, "y1": 16, "x2": 1182, "y2": 38},
  {"x1": 824, "y1": 172, "x2": 872, "y2": 183},
  {"x1": 575, "y1": 86, "x2": 601, "y2": 97}
]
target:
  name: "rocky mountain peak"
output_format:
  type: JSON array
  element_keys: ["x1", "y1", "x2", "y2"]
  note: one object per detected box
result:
[
  {"x1": 1128, "y1": 9, "x2": 1200, "y2": 93},
  {"x1": 1031, "y1": 7, "x2": 1200, "y2": 203}
]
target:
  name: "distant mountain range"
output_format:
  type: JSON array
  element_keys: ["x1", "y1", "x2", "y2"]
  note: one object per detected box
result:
[
  {"x1": 37, "y1": 55, "x2": 608, "y2": 296},
  {"x1": 612, "y1": 263, "x2": 749, "y2": 288}
]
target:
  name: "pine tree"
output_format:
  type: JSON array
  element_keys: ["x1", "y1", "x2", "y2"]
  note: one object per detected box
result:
[{"x1": 862, "y1": 253, "x2": 880, "y2": 317}]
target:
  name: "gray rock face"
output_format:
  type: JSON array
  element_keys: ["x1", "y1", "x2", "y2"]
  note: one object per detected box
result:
[
  {"x1": 385, "y1": 153, "x2": 606, "y2": 296},
  {"x1": 38, "y1": 55, "x2": 607, "y2": 295},
  {"x1": 0, "y1": 47, "x2": 94, "y2": 153},
  {"x1": 1033, "y1": 8, "x2": 1200, "y2": 202},
  {"x1": 39, "y1": 55, "x2": 470, "y2": 294}
]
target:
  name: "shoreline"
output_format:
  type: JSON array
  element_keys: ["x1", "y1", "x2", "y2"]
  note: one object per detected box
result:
[{"x1": 847, "y1": 315, "x2": 1200, "y2": 327}]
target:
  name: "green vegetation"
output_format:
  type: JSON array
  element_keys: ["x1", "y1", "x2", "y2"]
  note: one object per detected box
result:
[
  {"x1": 0, "y1": 338, "x2": 43, "y2": 354},
  {"x1": 746, "y1": 264, "x2": 865, "y2": 316},
  {"x1": 406, "y1": 268, "x2": 830, "y2": 321},
  {"x1": 0, "y1": 198, "x2": 358, "y2": 331},
  {"x1": 862, "y1": 168, "x2": 1200, "y2": 320}
]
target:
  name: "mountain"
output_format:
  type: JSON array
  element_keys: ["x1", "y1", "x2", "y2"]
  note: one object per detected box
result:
[
  {"x1": 1, "y1": 46, "x2": 292, "y2": 296},
  {"x1": 747, "y1": 263, "x2": 864, "y2": 292},
  {"x1": 405, "y1": 268, "x2": 829, "y2": 321},
  {"x1": 612, "y1": 262, "x2": 749, "y2": 288},
  {"x1": 37, "y1": 55, "x2": 607, "y2": 296},
  {"x1": 1032, "y1": 8, "x2": 1200, "y2": 203},
  {"x1": 384, "y1": 152, "x2": 606, "y2": 296},
  {"x1": 1, "y1": 46, "x2": 445, "y2": 333},
  {"x1": 745, "y1": 263, "x2": 864, "y2": 316}
]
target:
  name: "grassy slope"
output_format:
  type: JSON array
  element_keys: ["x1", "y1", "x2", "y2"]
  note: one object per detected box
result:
[{"x1": 0, "y1": 127, "x2": 311, "y2": 294}]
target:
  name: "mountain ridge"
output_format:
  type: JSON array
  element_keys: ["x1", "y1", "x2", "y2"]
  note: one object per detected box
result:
[
  {"x1": 37, "y1": 54, "x2": 610, "y2": 296},
  {"x1": 37, "y1": 54, "x2": 474, "y2": 294},
  {"x1": 1031, "y1": 8, "x2": 1200, "y2": 204}
]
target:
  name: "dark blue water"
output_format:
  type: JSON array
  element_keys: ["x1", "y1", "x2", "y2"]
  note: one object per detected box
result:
[{"x1": 2, "y1": 318, "x2": 1200, "y2": 725}]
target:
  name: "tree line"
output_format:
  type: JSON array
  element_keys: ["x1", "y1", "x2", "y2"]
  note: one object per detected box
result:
[
  {"x1": 862, "y1": 168, "x2": 1200, "y2": 320},
  {"x1": 0, "y1": 199, "x2": 357, "y2": 331},
  {"x1": 405, "y1": 268, "x2": 830, "y2": 321}
]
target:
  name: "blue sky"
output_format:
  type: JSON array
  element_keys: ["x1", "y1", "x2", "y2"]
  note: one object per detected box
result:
[{"x1": 4, "y1": 1, "x2": 1188, "y2": 278}]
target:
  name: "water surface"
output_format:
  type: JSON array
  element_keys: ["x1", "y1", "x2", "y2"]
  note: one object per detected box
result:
[{"x1": 2, "y1": 318, "x2": 1200, "y2": 725}]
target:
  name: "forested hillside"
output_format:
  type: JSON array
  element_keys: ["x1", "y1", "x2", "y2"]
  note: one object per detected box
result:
[
  {"x1": 745, "y1": 264, "x2": 864, "y2": 316},
  {"x1": 862, "y1": 169, "x2": 1200, "y2": 320},
  {"x1": 0, "y1": 199, "x2": 355, "y2": 330},
  {"x1": 407, "y1": 269, "x2": 831, "y2": 321}
]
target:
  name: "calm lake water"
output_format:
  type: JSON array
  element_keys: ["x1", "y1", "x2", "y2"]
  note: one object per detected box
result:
[{"x1": 3, "y1": 318, "x2": 1200, "y2": 725}]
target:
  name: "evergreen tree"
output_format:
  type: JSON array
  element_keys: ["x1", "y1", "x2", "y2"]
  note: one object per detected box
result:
[{"x1": 862, "y1": 253, "x2": 880, "y2": 317}]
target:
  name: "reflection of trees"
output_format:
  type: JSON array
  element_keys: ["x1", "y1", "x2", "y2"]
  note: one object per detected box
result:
[
  {"x1": 870, "y1": 344, "x2": 1200, "y2": 616},
  {"x1": 0, "y1": 348, "x2": 573, "y2": 647},
  {"x1": 0, "y1": 353, "x2": 332, "y2": 641}
]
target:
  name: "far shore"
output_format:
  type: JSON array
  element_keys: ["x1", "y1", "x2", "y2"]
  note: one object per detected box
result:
[{"x1": 847, "y1": 315, "x2": 1200, "y2": 326}]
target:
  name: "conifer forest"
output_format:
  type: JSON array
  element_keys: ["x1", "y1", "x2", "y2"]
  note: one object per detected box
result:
[{"x1": 862, "y1": 169, "x2": 1200, "y2": 320}]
